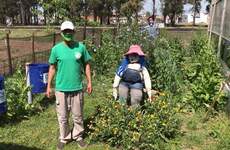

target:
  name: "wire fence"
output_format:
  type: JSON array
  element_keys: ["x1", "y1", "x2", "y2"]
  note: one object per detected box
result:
[
  {"x1": 0, "y1": 27, "x2": 116, "y2": 75},
  {"x1": 208, "y1": 0, "x2": 230, "y2": 70},
  {"x1": 0, "y1": 26, "x2": 206, "y2": 75}
]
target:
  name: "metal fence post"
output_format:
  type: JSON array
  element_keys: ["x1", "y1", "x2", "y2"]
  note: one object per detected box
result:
[
  {"x1": 83, "y1": 25, "x2": 87, "y2": 41},
  {"x1": 6, "y1": 33, "x2": 12, "y2": 75},
  {"x1": 92, "y1": 27, "x2": 95, "y2": 45},
  {"x1": 217, "y1": 0, "x2": 227, "y2": 58},
  {"x1": 113, "y1": 27, "x2": 117, "y2": 42},
  {"x1": 83, "y1": 0, "x2": 87, "y2": 41},
  {"x1": 53, "y1": 32, "x2": 56, "y2": 46},
  {"x1": 208, "y1": 3, "x2": 216, "y2": 44},
  {"x1": 100, "y1": 28, "x2": 103, "y2": 46}
]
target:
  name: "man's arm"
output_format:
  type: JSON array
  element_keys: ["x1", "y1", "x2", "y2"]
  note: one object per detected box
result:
[
  {"x1": 46, "y1": 64, "x2": 56, "y2": 98},
  {"x1": 85, "y1": 63, "x2": 92, "y2": 94}
]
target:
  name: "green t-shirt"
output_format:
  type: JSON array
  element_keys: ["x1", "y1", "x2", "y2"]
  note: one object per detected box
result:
[{"x1": 49, "y1": 41, "x2": 92, "y2": 91}]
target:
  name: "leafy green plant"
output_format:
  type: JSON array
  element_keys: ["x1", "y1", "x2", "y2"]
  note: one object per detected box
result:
[
  {"x1": 88, "y1": 95, "x2": 180, "y2": 149},
  {"x1": 89, "y1": 24, "x2": 155, "y2": 76},
  {"x1": 86, "y1": 27, "x2": 225, "y2": 149},
  {"x1": 90, "y1": 30, "x2": 122, "y2": 76},
  {"x1": 181, "y1": 34, "x2": 225, "y2": 110},
  {"x1": 4, "y1": 66, "x2": 44, "y2": 120},
  {"x1": 149, "y1": 37, "x2": 184, "y2": 96}
]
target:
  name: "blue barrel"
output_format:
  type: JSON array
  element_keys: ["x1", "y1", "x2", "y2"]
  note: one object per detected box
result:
[
  {"x1": 28, "y1": 63, "x2": 49, "y2": 94},
  {"x1": 0, "y1": 75, "x2": 7, "y2": 114}
]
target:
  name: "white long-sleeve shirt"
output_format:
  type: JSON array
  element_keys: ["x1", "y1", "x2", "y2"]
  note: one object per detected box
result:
[{"x1": 113, "y1": 63, "x2": 152, "y2": 98}]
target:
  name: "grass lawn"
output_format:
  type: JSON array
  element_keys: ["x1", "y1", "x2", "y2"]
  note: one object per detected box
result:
[
  {"x1": 1, "y1": 75, "x2": 230, "y2": 150},
  {"x1": 0, "y1": 76, "x2": 114, "y2": 150},
  {"x1": 165, "y1": 110, "x2": 230, "y2": 150},
  {"x1": 0, "y1": 28, "x2": 55, "y2": 40},
  {"x1": 161, "y1": 28, "x2": 207, "y2": 47}
]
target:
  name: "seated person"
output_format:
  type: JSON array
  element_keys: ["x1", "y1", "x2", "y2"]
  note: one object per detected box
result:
[{"x1": 113, "y1": 45, "x2": 152, "y2": 106}]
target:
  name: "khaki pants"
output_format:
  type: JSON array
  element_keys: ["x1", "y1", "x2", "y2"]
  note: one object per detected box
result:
[{"x1": 55, "y1": 91, "x2": 84, "y2": 143}]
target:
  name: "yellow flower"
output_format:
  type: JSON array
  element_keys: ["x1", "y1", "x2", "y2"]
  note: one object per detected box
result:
[
  {"x1": 113, "y1": 128, "x2": 118, "y2": 134},
  {"x1": 132, "y1": 131, "x2": 140, "y2": 141}
]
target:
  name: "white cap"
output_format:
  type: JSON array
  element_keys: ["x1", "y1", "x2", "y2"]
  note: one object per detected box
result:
[{"x1": 60, "y1": 21, "x2": 75, "y2": 31}]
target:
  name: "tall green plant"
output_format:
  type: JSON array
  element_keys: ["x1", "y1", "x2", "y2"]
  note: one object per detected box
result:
[
  {"x1": 181, "y1": 35, "x2": 225, "y2": 110},
  {"x1": 149, "y1": 37, "x2": 184, "y2": 95},
  {"x1": 90, "y1": 24, "x2": 155, "y2": 76},
  {"x1": 90, "y1": 30, "x2": 122, "y2": 76}
]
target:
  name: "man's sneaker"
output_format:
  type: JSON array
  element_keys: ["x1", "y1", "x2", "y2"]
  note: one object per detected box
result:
[
  {"x1": 77, "y1": 139, "x2": 88, "y2": 148},
  {"x1": 57, "y1": 141, "x2": 65, "y2": 150}
]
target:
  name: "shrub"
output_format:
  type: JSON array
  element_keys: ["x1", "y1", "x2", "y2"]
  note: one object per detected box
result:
[
  {"x1": 149, "y1": 37, "x2": 184, "y2": 95},
  {"x1": 4, "y1": 66, "x2": 44, "y2": 120},
  {"x1": 89, "y1": 24, "x2": 155, "y2": 77},
  {"x1": 90, "y1": 30, "x2": 122, "y2": 76},
  {"x1": 88, "y1": 95, "x2": 180, "y2": 149},
  {"x1": 181, "y1": 34, "x2": 225, "y2": 110}
]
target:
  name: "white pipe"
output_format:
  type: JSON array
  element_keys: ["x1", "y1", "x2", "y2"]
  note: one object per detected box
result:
[{"x1": 26, "y1": 63, "x2": 32, "y2": 104}]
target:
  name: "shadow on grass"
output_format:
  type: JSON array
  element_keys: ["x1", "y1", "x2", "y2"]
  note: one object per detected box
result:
[
  {"x1": 39, "y1": 94, "x2": 56, "y2": 109},
  {"x1": 83, "y1": 105, "x2": 101, "y2": 139},
  {"x1": 0, "y1": 95, "x2": 55, "y2": 126},
  {"x1": 0, "y1": 142, "x2": 42, "y2": 150}
]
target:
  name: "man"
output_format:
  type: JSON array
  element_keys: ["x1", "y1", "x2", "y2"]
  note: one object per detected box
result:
[
  {"x1": 143, "y1": 17, "x2": 159, "y2": 39},
  {"x1": 46, "y1": 20, "x2": 92, "y2": 150}
]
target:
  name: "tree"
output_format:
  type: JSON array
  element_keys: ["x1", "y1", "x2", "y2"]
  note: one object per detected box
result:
[
  {"x1": 152, "y1": 0, "x2": 155, "y2": 15},
  {"x1": 85, "y1": 0, "x2": 114, "y2": 25},
  {"x1": 0, "y1": 0, "x2": 19, "y2": 24},
  {"x1": 39, "y1": 0, "x2": 79, "y2": 24},
  {"x1": 151, "y1": 0, "x2": 155, "y2": 20},
  {"x1": 121, "y1": 0, "x2": 144, "y2": 24},
  {"x1": 206, "y1": 0, "x2": 212, "y2": 13},
  {"x1": 161, "y1": 0, "x2": 183, "y2": 26},
  {"x1": 88, "y1": 0, "x2": 101, "y2": 22},
  {"x1": 113, "y1": 0, "x2": 129, "y2": 26},
  {"x1": 67, "y1": 0, "x2": 82, "y2": 21},
  {"x1": 193, "y1": 0, "x2": 201, "y2": 26},
  {"x1": 0, "y1": 0, "x2": 38, "y2": 25},
  {"x1": 187, "y1": 0, "x2": 201, "y2": 26}
]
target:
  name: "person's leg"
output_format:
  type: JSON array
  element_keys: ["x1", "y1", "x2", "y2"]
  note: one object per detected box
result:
[
  {"x1": 55, "y1": 91, "x2": 71, "y2": 143},
  {"x1": 118, "y1": 83, "x2": 129, "y2": 104},
  {"x1": 130, "y1": 88, "x2": 143, "y2": 106},
  {"x1": 71, "y1": 91, "x2": 84, "y2": 142}
]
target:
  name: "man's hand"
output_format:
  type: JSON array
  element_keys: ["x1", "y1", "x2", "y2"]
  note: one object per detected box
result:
[
  {"x1": 46, "y1": 64, "x2": 56, "y2": 99},
  {"x1": 87, "y1": 82, "x2": 92, "y2": 94},
  {"x1": 46, "y1": 87, "x2": 52, "y2": 98}
]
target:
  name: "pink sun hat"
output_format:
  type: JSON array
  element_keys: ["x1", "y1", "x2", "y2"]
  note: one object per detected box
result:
[{"x1": 124, "y1": 45, "x2": 145, "y2": 56}]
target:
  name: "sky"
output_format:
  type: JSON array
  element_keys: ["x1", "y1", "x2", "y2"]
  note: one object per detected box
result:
[{"x1": 142, "y1": 0, "x2": 209, "y2": 15}]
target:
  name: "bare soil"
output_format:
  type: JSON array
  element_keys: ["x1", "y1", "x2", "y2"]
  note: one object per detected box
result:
[{"x1": 0, "y1": 39, "x2": 52, "y2": 60}]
